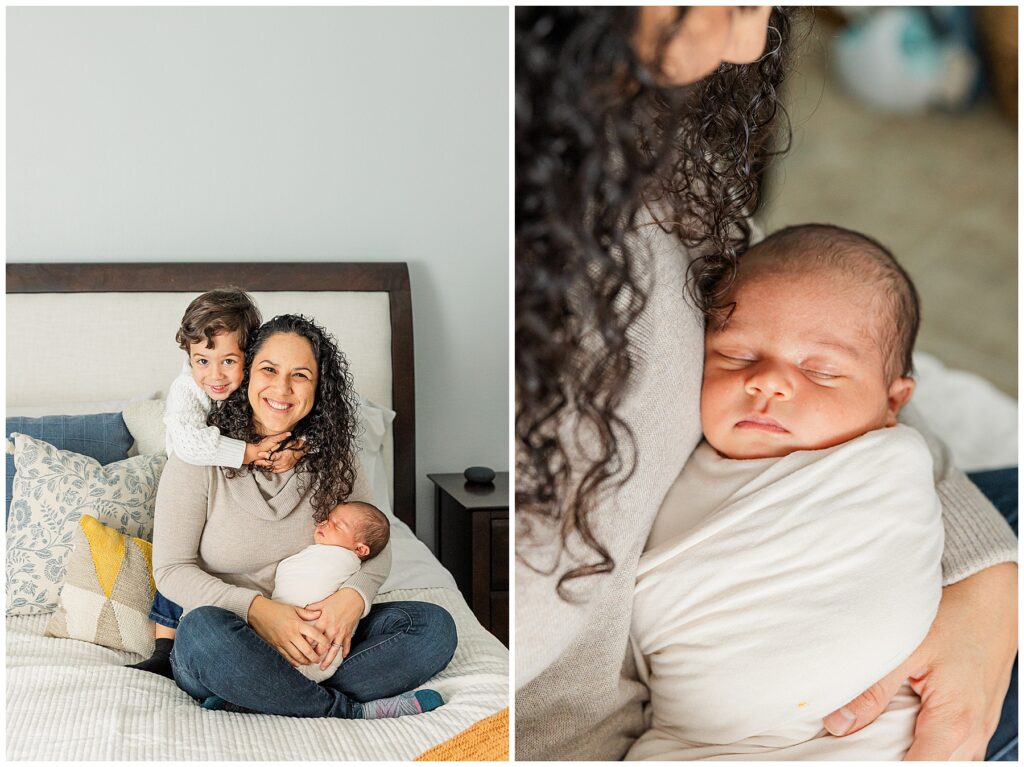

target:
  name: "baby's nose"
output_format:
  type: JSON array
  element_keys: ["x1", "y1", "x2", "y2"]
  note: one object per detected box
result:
[{"x1": 744, "y1": 365, "x2": 792, "y2": 400}]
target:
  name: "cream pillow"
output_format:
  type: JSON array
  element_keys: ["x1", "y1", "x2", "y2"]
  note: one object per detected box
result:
[
  {"x1": 6, "y1": 433, "x2": 166, "y2": 615},
  {"x1": 122, "y1": 399, "x2": 167, "y2": 456},
  {"x1": 44, "y1": 514, "x2": 156, "y2": 656}
]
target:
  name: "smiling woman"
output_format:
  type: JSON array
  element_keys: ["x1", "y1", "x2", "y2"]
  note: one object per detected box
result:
[
  {"x1": 153, "y1": 312, "x2": 457, "y2": 719},
  {"x1": 248, "y1": 332, "x2": 319, "y2": 442},
  {"x1": 211, "y1": 314, "x2": 360, "y2": 523}
]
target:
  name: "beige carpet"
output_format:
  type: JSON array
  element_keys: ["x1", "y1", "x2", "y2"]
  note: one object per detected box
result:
[{"x1": 758, "y1": 15, "x2": 1017, "y2": 396}]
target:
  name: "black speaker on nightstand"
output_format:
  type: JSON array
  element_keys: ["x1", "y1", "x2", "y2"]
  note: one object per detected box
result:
[{"x1": 463, "y1": 466, "x2": 496, "y2": 485}]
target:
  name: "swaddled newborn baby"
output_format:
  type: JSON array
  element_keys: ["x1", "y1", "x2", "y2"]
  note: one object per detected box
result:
[
  {"x1": 273, "y1": 500, "x2": 390, "y2": 683},
  {"x1": 628, "y1": 224, "x2": 943, "y2": 760}
]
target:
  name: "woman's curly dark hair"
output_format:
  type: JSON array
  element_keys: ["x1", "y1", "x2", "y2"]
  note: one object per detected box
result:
[
  {"x1": 516, "y1": 7, "x2": 795, "y2": 599},
  {"x1": 208, "y1": 314, "x2": 361, "y2": 523}
]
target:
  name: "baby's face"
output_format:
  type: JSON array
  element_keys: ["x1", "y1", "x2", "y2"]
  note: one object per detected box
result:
[
  {"x1": 701, "y1": 267, "x2": 913, "y2": 460},
  {"x1": 314, "y1": 503, "x2": 367, "y2": 556},
  {"x1": 189, "y1": 330, "x2": 244, "y2": 401}
]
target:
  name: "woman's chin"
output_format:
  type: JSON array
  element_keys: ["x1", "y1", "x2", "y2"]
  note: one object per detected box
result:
[{"x1": 254, "y1": 414, "x2": 298, "y2": 436}]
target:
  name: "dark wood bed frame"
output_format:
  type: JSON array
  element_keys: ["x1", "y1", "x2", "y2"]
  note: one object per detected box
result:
[{"x1": 6, "y1": 262, "x2": 418, "y2": 533}]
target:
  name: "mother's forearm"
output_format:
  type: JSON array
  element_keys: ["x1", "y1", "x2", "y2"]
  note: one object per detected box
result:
[{"x1": 153, "y1": 560, "x2": 262, "y2": 621}]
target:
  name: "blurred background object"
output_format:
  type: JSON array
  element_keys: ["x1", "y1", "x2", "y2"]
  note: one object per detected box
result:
[
  {"x1": 758, "y1": 6, "x2": 1017, "y2": 396},
  {"x1": 833, "y1": 7, "x2": 981, "y2": 113},
  {"x1": 976, "y1": 6, "x2": 1018, "y2": 120}
]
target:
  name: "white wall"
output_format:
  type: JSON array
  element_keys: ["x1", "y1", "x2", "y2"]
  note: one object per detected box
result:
[{"x1": 7, "y1": 6, "x2": 509, "y2": 551}]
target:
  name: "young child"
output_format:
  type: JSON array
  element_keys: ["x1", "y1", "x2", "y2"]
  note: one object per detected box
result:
[
  {"x1": 273, "y1": 500, "x2": 391, "y2": 683},
  {"x1": 628, "y1": 224, "x2": 944, "y2": 760},
  {"x1": 129, "y1": 288, "x2": 304, "y2": 678}
]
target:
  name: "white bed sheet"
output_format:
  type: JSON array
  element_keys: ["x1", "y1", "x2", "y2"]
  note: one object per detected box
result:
[
  {"x1": 7, "y1": 586, "x2": 507, "y2": 760},
  {"x1": 911, "y1": 352, "x2": 1018, "y2": 472},
  {"x1": 383, "y1": 518, "x2": 459, "y2": 593}
]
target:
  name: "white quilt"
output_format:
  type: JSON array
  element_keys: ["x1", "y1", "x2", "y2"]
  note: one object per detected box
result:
[
  {"x1": 7, "y1": 585, "x2": 507, "y2": 760},
  {"x1": 628, "y1": 425, "x2": 944, "y2": 761}
]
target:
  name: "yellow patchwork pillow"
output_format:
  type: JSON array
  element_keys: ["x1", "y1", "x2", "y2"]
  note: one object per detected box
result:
[{"x1": 44, "y1": 515, "x2": 156, "y2": 656}]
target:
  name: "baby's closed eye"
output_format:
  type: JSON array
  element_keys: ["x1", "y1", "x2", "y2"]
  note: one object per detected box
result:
[{"x1": 801, "y1": 369, "x2": 839, "y2": 380}]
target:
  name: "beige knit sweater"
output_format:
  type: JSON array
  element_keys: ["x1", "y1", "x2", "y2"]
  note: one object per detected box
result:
[
  {"x1": 514, "y1": 220, "x2": 1018, "y2": 760},
  {"x1": 152, "y1": 454, "x2": 390, "y2": 622}
]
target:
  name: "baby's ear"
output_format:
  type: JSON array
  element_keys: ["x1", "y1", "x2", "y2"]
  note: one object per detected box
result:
[
  {"x1": 355, "y1": 542, "x2": 370, "y2": 559},
  {"x1": 885, "y1": 376, "x2": 916, "y2": 426}
]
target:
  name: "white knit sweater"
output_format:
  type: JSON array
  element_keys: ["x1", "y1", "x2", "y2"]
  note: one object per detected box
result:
[{"x1": 164, "y1": 360, "x2": 247, "y2": 468}]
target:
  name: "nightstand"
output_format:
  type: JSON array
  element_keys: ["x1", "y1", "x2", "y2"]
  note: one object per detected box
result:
[{"x1": 428, "y1": 472, "x2": 509, "y2": 646}]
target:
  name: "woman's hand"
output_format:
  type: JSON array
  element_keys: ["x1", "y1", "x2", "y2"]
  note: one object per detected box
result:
[
  {"x1": 823, "y1": 562, "x2": 1017, "y2": 760},
  {"x1": 247, "y1": 594, "x2": 328, "y2": 668},
  {"x1": 305, "y1": 587, "x2": 366, "y2": 671}
]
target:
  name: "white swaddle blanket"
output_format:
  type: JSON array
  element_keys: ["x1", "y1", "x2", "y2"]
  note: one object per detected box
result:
[
  {"x1": 628, "y1": 425, "x2": 944, "y2": 761},
  {"x1": 272, "y1": 544, "x2": 362, "y2": 683}
]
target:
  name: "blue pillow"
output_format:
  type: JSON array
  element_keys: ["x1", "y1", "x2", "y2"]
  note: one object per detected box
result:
[{"x1": 5, "y1": 412, "x2": 134, "y2": 526}]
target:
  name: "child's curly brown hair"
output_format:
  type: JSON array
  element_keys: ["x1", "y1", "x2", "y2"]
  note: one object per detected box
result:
[{"x1": 175, "y1": 287, "x2": 262, "y2": 352}]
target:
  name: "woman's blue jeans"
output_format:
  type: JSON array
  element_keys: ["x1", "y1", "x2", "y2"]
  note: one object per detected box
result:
[
  {"x1": 149, "y1": 589, "x2": 183, "y2": 629},
  {"x1": 169, "y1": 600, "x2": 457, "y2": 718},
  {"x1": 968, "y1": 467, "x2": 1017, "y2": 762}
]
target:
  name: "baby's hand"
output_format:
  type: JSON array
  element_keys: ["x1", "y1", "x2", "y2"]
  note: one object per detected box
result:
[{"x1": 263, "y1": 438, "x2": 307, "y2": 473}]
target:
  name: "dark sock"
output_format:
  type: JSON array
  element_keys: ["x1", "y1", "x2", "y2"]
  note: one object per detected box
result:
[
  {"x1": 126, "y1": 637, "x2": 175, "y2": 679},
  {"x1": 202, "y1": 696, "x2": 255, "y2": 714}
]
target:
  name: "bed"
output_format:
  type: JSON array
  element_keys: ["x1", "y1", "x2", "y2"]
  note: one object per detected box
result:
[{"x1": 5, "y1": 262, "x2": 509, "y2": 760}]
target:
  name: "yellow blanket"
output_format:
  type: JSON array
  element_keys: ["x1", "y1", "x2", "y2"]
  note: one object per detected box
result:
[{"x1": 416, "y1": 708, "x2": 508, "y2": 761}]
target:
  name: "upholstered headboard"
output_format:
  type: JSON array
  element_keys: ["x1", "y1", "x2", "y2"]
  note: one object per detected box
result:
[{"x1": 6, "y1": 262, "x2": 416, "y2": 532}]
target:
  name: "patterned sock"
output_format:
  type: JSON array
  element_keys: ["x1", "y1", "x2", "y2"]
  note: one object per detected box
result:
[
  {"x1": 126, "y1": 638, "x2": 174, "y2": 679},
  {"x1": 360, "y1": 689, "x2": 443, "y2": 719}
]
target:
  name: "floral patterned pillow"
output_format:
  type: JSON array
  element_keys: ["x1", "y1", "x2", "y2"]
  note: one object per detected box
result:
[{"x1": 6, "y1": 433, "x2": 166, "y2": 615}]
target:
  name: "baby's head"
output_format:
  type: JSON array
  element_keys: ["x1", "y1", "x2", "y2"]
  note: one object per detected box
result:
[
  {"x1": 176, "y1": 288, "x2": 262, "y2": 402},
  {"x1": 314, "y1": 501, "x2": 390, "y2": 561},
  {"x1": 701, "y1": 224, "x2": 919, "y2": 460}
]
